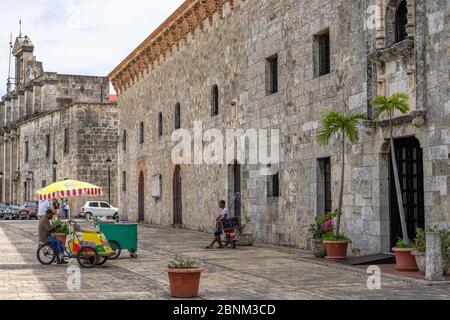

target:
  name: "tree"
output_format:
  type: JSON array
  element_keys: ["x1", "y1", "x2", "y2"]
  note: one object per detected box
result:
[
  {"x1": 371, "y1": 92, "x2": 410, "y2": 245},
  {"x1": 318, "y1": 111, "x2": 366, "y2": 238}
]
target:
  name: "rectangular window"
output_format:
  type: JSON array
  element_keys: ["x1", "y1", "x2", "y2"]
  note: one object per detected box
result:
[
  {"x1": 267, "y1": 170, "x2": 280, "y2": 198},
  {"x1": 45, "y1": 135, "x2": 50, "y2": 158},
  {"x1": 64, "y1": 128, "x2": 69, "y2": 154},
  {"x1": 266, "y1": 55, "x2": 278, "y2": 95},
  {"x1": 123, "y1": 130, "x2": 127, "y2": 150},
  {"x1": 315, "y1": 30, "x2": 331, "y2": 77},
  {"x1": 42, "y1": 180, "x2": 47, "y2": 188},
  {"x1": 158, "y1": 113, "x2": 163, "y2": 137},
  {"x1": 122, "y1": 171, "x2": 127, "y2": 192},
  {"x1": 140, "y1": 122, "x2": 144, "y2": 144},
  {"x1": 24, "y1": 141, "x2": 29, "y2": 163},
  {"x1": 317, "y1": 158, "x2": 332, "y2": 215}
]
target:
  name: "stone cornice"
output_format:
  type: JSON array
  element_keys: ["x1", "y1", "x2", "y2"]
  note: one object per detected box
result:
[{"x1": 108, "y1": 0, "x2": 235, "y2": 94}]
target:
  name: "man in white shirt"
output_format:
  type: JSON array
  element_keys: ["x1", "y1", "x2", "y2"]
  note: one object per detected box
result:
[
  {"x1": 205, "y1": 200, "x2": 230, "y2": 249},
  {"x1": 38, "y1": 200, "x2": 50, "y2": 221}
]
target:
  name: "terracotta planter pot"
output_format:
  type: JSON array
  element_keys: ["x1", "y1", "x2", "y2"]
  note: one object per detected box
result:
[
  {"x1": 323, "y1": 241, "x2": 349, "y2": 259},
  {"x1": 167, "y1": 268, "x2": 204, "y2": 298},
  {"x1": 54, "y1": 234, "x2": 67, "y2": 245},
  {"x1": 310, "y1": 239, "x2": 326, "y2": 258},
  {"x1": 393, "y1": 248, "x2": 418, "y2": 271}
]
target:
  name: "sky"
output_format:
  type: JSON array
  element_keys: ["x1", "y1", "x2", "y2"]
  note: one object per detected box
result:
[{"x1": 0, "y1": 0, "x2": 185, "y2": 96}]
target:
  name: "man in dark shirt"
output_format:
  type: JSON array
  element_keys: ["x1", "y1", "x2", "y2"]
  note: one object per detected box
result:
[{"x1": 38, "y1": 209, "x2": 67, "y2": 264}]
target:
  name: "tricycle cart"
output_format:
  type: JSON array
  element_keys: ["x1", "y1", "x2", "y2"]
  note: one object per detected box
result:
[{"x1": 98, "y1": 222, "x2": 138, "y2": 259}]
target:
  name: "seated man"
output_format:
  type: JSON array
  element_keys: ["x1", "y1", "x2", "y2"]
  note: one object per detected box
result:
[
  {"x1": 205, "y1": 200, "x2": 230, "y2": 249},
  {"x1": 38, "y1": 209, "x2": 67, "y2": 265}
]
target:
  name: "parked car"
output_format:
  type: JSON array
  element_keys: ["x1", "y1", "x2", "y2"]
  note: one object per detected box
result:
[
  {"x1": 80, "y1": 201, "x2": 119, "y2": 222},
  {"x1": 0, "y1": 203, "x2": 9, "y2": 219},
  {"x1": 5, "y1": 204, "x2": 20, "y2": 220},
  {"x1": 19, "y1": 201, "x2": 39, "y2": 220}
]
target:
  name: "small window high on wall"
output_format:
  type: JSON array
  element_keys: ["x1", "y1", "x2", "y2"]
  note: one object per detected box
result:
[
  {"x1": 174, "y1": 103, "x2": 181, "y2": 130},
  {"x1": 211, "y1": 85, "x2": 219, "y2": 117},
  {"x1": 158, "y1": 112, "x2": 163, "y2": 137},
  {"x1": 314, "y1": 29, "x2": 330, "y2": 77},
  {"x1": 140, "y1": 122, "x2": 144, "y2": 144}
]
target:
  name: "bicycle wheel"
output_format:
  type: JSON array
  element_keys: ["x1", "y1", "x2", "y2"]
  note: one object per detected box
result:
[
  {"x1": 77, "y1": 246, "x2": 99, "y2": 268},
  {"x1": 96, "y1": 256, "x2": 108, "y2": 266},
  {"x1": 37, "y1": 244, "x2": 56, "y2": 265},
  {"x1": 108, "y1": 240, "x2": 121, "y2": 260}
]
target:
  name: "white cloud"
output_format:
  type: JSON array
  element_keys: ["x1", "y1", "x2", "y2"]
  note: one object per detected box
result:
[{"x1": 0, "y1": 0, "x2": 185, "y2": 96}]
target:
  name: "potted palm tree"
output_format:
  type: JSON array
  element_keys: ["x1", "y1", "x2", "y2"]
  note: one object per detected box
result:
[
  {"x1": 370, "y1": 93, "x2": 417, "y2": 270},
  {"x1": 318, "y1": 111, "x2": 366, "y2": 259},
  {"x1": 167, "y1": 258, "x2": 204, "y2": 298}
]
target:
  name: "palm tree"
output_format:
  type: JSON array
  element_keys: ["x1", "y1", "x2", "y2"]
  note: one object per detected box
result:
[
  {"x1": 318, "y1": 111, "x2": 366, "y2": 238},
  {"x1": 371, "y1": 92, "x2": 410, "y2": 245}
]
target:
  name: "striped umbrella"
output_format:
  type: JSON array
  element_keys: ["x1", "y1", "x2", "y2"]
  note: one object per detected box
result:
[{"x1": 35, "y1": 179, "x2": 103, "y2": 201}]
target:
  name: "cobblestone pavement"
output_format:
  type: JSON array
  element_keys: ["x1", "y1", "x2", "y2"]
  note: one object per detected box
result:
[{"x1": 0, "y1": 220, "x2": 449, "y2": 300}]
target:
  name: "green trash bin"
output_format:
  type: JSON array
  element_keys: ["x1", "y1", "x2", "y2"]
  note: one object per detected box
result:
[{"x1": 99, "y1": 222, "x2": 138, "y2": 258}]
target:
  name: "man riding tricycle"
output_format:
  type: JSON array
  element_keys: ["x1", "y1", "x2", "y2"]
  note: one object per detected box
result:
[{"x1": 37, "y1": 209, "x2": 115, "y2": 268}]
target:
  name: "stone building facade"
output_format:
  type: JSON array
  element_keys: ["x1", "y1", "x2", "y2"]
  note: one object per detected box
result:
[
  {"x1": 0, "y1": 34, "x2": 118, "y2": 212},
  {"x1": 110, "y1": 0, "x2": 449, "y2": 254}
]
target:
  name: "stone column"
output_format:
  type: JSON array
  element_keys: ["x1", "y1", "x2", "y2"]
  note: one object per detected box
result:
[
  {"x1": 425, "y1": 232, "x2": 445, "y2": 281},
  {"x1": 4, "y1": 134, "x2": 11, "y2": 202}
]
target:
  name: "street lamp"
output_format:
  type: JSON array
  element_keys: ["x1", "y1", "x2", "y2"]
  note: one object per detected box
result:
[
  {"x1": 52, "y1": 159, "x2": 58, "y2": 182},
  {"x1": 106, "y1": 158, "x2": 112, "y2": 204}
]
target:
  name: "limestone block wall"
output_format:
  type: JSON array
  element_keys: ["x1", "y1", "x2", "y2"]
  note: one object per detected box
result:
[
  {"x1": 118, "y1": 1, "x2": 245, "y2": 232},
  {"x1": 17, "y1": 103, "x2": 118, "y2": 214}
]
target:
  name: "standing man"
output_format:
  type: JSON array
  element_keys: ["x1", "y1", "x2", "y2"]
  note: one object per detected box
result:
[
  {"x1": 205, "y1": 200, "x2": 230, "y2": 249},
  {"x1": 37, "y1": 199, "x2": 50, "y2": 221}
]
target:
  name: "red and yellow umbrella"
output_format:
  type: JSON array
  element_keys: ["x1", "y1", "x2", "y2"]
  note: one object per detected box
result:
[{"x1": 35, "y1": 179, "x2": 103, "y2": 201}]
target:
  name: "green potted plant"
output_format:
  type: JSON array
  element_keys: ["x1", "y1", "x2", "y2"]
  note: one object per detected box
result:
[
  {"x1": 317, "y1": 111, "x2": 365, "y2": 259},
  {"x1": 371, "y1": 93, "x2": 417, "y2": 270},
  {"x1": 167, "y1": 258, "x2": 204, "y2": 298},
  {"x1": 412, "y1": 228, "x2": 450, "y2": 275},
  {"x1": 237, "y1": 217, "x2": 254, "y2": 247},
  {"x1": 308, "y1": 211, "x2": 337, "y2": 258},
  {"x1": 392, "y1": 239, "x2": 417, "y2": 271}
]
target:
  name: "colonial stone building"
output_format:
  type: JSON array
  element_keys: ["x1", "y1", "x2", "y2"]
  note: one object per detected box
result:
[
  {"x1": 110, "y1": 0, "x2": 449, "y2": 255},
  {"x1": 0, "y1": 34, "x2": 119, "y2": 212}
]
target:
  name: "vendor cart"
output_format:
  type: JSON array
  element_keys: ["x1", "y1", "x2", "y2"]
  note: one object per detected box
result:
[{"x1": 98, "y1": 222, "x2": 138, "y2": 259}]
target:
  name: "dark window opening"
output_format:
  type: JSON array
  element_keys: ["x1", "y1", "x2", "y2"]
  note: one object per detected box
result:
[
  {"x1": 211, "y1": 85, "x2": 219, "y2": 116},
  {"x1": 140, "y1": 122, "x2": 144, "y2": 144},
  {"x1": 64, "y1": 128, "x2": 69, "y2": 154},
  {"x1": 24, "y1": 141, "x2": 29, "y2": 163},
  {"x1": 266, "y1": 55, "x2": 279, "y2": 95},
  {"x1": 395, "y1": 0, "x2": 408, "y2": 43},
  {"x1": 42, "y1": 180, "x2": 47, "y2": 188},
  {"x1": 123, "y1": 130, "x2": 127, "y2": 150},
  {"x1": 267, "y1": 166, "x2": 280, "y2": 198},
  {"x1": 318, "y1": 158, "x2": 332, "y2": 215},
  {"x1": 174, "y1": 103, "x2": 181, "y2": 130},
  {"x1": 45, "y1": 135, "x2": 50, "y2": 158},
  {"x1": 315, "y1": 30, "x2": 331, "y2": 77},
  {"x1": 158, "y1": 112, "x2": 163, "y2": 137}
]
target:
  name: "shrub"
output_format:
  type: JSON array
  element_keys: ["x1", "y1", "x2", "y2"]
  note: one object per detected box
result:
[{"x1": 168, "y1": 258, "x2": 199, "y2": 269}]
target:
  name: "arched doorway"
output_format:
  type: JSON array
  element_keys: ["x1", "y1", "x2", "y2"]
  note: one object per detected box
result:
[
  {"x1": 173, "y1": 165, "x2": 182, "y2": 227},
  {"x1": 389, "y1": 137, "x2": 425, "y2": 248},
  {"x1": 138, "y1": 171, "x2": 145, "y2": 222}
]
